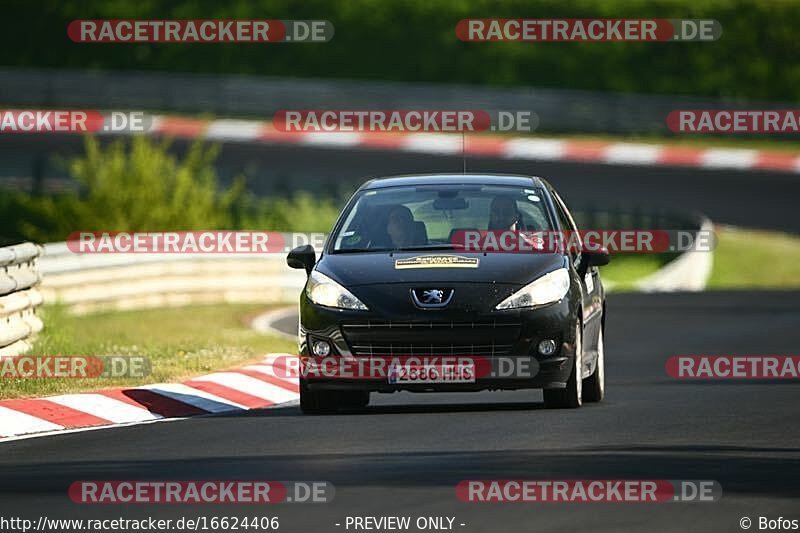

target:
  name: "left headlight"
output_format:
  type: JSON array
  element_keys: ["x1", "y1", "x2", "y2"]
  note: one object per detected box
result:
[
  {"x1": 306, "y1": 270, "x2": 368, "y2": 311},
  {"x1": 495, "y1": 268, "x2": 570, "y2": 310}
]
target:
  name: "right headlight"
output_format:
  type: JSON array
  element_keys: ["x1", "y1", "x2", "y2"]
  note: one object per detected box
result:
[
  {"x1": 495, "y1": 268, "x2": 570, "y2": 310},
  {"x1": 306, "y1": 270, "x2": 368, "y2": 311}
]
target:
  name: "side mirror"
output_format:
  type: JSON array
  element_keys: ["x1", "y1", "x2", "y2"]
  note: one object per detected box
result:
[
  {"x1": 585, "y1": 248, "x2": 611, "y2": 267},
  {"x1": 287, "y1": 244, "x2": 316, "y2": 274}
]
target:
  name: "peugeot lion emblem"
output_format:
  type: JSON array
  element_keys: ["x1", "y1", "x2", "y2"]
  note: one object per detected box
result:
[
  {"x1": 423, "y1": 289, "x2": 444, "y2": 304},
  {"x1": 411, "y1": 288, "x2": 454, "y2": 309}
]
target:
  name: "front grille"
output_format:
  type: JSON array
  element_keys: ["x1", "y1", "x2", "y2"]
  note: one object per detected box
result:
[{"x1": 342, "y1": 321, "x2": 521, "y2": 358}]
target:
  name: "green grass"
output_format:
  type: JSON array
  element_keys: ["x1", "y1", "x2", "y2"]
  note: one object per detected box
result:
[
  {"x1": 2, "y1": 303, "x2": 297, "y2": 400},
  {"x1": 600, "y1": 227, "x2": 800, "y2": 291},
  {"x1": 708, "y1": 227, "x2": 800, "y2": 289},
  {"x1": 599, "y1": 253, "x2": 673, "y2": 291}
]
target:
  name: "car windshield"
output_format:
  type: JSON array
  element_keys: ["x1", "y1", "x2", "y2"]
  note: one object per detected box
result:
[{"x1": 331, "y1": 184, "x2": 553, "y2": 252}]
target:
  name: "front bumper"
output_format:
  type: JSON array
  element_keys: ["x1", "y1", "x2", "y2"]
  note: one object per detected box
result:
[{"x1": 299, "y1": 295, "x2": 579, "y2": 393}]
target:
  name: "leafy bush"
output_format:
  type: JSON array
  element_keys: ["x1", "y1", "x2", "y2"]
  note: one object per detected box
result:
[
  {"x1": 257, "y1": 193, "x2": 341, "y2": 234},
  {"x1": 1, "y1": 136, "x2": 342, "y2": 243}
]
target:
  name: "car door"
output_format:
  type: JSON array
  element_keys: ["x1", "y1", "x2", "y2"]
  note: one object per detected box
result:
[{"x1": 551, "y1": 190, "x2": 602, "y2": 377}]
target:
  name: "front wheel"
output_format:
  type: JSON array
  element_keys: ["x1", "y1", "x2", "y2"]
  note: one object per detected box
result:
[
  {"x1": 543, "y1": 322, "x2": 583, "y2": 409},
  {"x1": 582, "y1": 328, "x2": 605, "y2": 403}
]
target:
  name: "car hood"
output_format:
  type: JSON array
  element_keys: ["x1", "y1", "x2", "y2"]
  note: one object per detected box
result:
[{"x1": 315, "y1": 251, "x2": 566, "y2": 287}]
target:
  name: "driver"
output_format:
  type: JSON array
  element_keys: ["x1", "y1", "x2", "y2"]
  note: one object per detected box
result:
[
  {"x1": 488, "y1": 196, "x2": 522, "y2": 230},
  {"x1": 386, "y1": 205, "x2": 417, "y2": 247}
]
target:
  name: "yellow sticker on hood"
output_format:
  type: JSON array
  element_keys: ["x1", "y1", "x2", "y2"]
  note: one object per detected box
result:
[{"x1": 394, "y1": 255, "x2": 480, "y2": 269}]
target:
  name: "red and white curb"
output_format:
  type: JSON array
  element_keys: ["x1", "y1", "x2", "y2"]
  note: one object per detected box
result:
[
  {"x1": 0, "y1": 354, "x2": 298, "y2": 442},
  {"x1": 121, "y1": 115, "x2": 800, "y2": 174}
]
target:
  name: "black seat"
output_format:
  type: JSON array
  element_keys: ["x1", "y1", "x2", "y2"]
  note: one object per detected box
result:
[{"x1": 412, "y1": 221, "x2": 428, "y2": 245}]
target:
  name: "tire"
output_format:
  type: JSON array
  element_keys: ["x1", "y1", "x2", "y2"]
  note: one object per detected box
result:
[
  {"x1": 583, "y1": 328, "x2": 605, "y2": 403},
  {"x1": 343, "y1": 390, "x2": 371, "y2": 410},
  {"x1": 299, "y1": 380, "x2": 370, "y2": 414},
  {"x1": 299, "y1": 380, "x2": 330, "y2": 414},
  {"x1": 543, "y1": 322, "x2": 583, "y2": 409}
]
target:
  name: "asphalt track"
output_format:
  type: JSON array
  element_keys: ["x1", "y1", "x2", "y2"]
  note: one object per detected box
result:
[
  {"x1": 1, "y1": 135, "x2": 798, "y2": 531},
  {"x1": 2, "y1": 135, "x2": 798, "y2": 233},
  {"x1": 1, "y1": 291, "x2": 798, "y2": 532}
]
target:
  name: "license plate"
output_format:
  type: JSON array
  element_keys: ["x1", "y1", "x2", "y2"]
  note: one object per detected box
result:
[{"x1": 388, "y1": 363, "x2": 476, "y2": 384}]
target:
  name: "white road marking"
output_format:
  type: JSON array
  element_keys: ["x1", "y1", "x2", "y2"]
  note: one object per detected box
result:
[
  {"x1": 242, "y1": 363, "x2": 300, "y2": 384},
  {"x1": 701, "y1": 149, "x2": 758, "y2": 169},
  {"x1": 0, "y1": 406, "x2": 63, "y2": 436},
  {"x1": 193, "y1": 372, "x2": 298, "y2": 404},
  {"x1": 502, "y1": 138, "x2": 566, "y2": 160},
  {"x1": 401, "y1": 134, "x2": 462, "y2": 154},
  {"x1": 301, "y1": 132, "x2": 363, "y2": 147},
  {"x1": 603, "y1": 143, "x2": 661, "y2": 165},
  {"x1": 47, "y1": 393, "x2": 162, "y2": 424},
  {"x1": 205, "y1": 120, "x2": 263, "y2": 141},
  {"x1": 139, "y1": 383, "x2": 247, "y2": 412}
]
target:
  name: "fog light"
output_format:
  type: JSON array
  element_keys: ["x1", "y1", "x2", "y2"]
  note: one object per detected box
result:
[
  {"x1": 538, "y1": 339, "x2": 556, "y2": 356},
  {"x1": 312, "y1": 340, "x2": 331, "y2": 357}
]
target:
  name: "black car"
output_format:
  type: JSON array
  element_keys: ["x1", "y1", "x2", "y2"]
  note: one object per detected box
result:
[{"x1": 287, "y1": 174, "x2": 609, "y2": 413}]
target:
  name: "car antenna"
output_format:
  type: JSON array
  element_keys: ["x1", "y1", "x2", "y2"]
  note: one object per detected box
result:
[{"x1": 461, "y1": 130, "x2": 467, "y2": 174}]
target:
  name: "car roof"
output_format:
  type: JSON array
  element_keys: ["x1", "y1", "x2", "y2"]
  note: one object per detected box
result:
[{"x1": 359, "y1": 173, "x2": 546, "y2": 190}]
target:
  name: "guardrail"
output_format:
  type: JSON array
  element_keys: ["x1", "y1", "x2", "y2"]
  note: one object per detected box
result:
[
  {"x1": 39, "y1": 243, "x2": 308, "y2": 315},
  {"x1": 575, "y1": 208, "x2": 713, "y2": 292},
  {"x1": 0, "y1": 67, "x2": 788, "y2": 136},
  {"x1": 572, "y1": 207, "x2": 703, "y2": 233},
  {"x1": 635, "y1": 217, "x2": 714, "y2": 292},
  {"x1": 0, "y1": 242, "x2": 43, "y2": 357}
]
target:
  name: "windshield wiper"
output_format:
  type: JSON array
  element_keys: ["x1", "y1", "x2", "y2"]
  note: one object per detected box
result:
[
  {"x1": 332, "y1": 247, "x2": 393, "y2": 254},
  {"x1": 392, "y1": 244, "x2": 465, "y2": 252},
  {"x1": 333, "y1": 244, "x2": 466, "y2": 254}
]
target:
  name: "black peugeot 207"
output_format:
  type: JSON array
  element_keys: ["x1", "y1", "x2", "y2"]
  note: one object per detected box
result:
[{"x1": 287, "y1": 174, "x2": 610, "y2": 413}]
